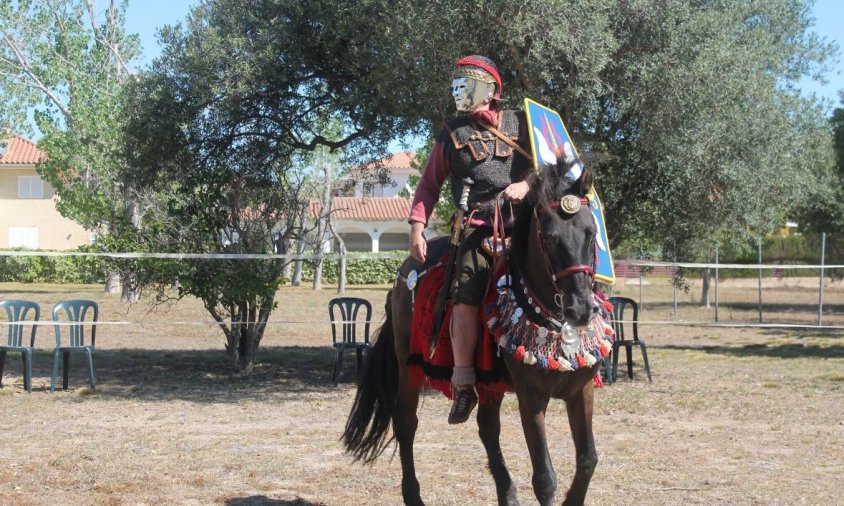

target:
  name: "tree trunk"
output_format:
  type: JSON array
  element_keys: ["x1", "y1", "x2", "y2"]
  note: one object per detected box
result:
[
  {"x1": 701, "y1": 268, "x2": 711, "y2": 308},
  {"x1": 330, "y1": 221, "x2": 347, "y2": 294},
  {"x1": 222, "y1": 300, "x2": 270, "y2": 376},
  {"x1": 292, "y1": 202, "x2": 308, "y2": 286},
  {"x1": 313, "y1": 149, "x2": 333, "y2": 291},
  {"x1": 105, "y1": 271, "x2": 120, "y2": 293}
]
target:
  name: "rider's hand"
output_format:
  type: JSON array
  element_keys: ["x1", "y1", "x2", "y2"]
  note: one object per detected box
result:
[
  {"x1": 409, "y1": 221, "x2": 427, "y2": 263},
  {"x1": 503, "y1": 181, "x2": 530, "y2": 204}
]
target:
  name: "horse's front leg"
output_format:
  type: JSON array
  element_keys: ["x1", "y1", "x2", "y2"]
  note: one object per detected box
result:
[
  {"x1": 514, "y1": 387, "x2": 556, "y2": 506},
  {"x1": 562, "y1": 381, "x2": 598, "y2": 506},
  {"x1": 476, "y1": 397, "x2": 519, "y2": 506}
]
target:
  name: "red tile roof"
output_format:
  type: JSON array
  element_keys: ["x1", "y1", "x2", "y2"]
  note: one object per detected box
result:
[
  {"x1": 310, "y1": 197, "x2": 415, "y2": 221},
  {"x1": 382, "y1": 151, "x2": 417, "y2": 170},
  {"x1": 0, "y1": 134, "x2": 45, "y2": 165}
]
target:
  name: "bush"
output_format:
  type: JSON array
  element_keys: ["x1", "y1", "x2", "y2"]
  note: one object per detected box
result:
[{"x1": 0, "y1": 247, "x2": 107, "y2": 284}]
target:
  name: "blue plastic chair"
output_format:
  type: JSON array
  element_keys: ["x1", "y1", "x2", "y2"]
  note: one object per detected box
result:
[
  {"x1": 51, "y1": 300, "x2": 98, "y2": 392},
  {"x1": 0, "y1": 300, "x2": 40, "y2": 392},
  {"x1": 328, "y1": 297, "x2": 372, "y2": 384}
]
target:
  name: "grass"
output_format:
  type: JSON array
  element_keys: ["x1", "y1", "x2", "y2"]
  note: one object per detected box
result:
[{"x1": 0, "y1": 280, "x2": 843, "y2": 505}]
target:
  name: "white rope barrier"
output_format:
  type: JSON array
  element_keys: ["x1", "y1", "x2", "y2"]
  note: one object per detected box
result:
[{"x1": 0, "y1": 251, "x2": 407, "y2": 260}]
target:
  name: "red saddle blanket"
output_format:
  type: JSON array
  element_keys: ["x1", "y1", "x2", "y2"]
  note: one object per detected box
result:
[
  {"x1": 406, "y1": 259, "x2": 511, "y2": 404},
  {"x1": 407, "y1": 257, "x2": 614, "y2": 404}
]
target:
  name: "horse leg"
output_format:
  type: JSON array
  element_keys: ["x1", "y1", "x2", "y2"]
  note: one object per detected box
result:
[
  {"x1": 515, "y1": 388, "x2": 556, "y2": 506},
  {"x1": 394, "y1": 374, "x2": 424, "y2": 506},
  {"x1": 477, "y1": 397, "x2": 519, "y2": 506},
  {"x1": 562, "y1": 382, "x2": 598, "y2": 506}
]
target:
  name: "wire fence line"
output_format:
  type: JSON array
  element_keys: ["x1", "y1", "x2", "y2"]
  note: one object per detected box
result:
[{"x1": 1, "y1": 249, "x2": 843, "y2": 332}]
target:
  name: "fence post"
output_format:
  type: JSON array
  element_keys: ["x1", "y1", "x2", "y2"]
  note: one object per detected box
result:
[
  {"x1": 714, "y1": 244, "x2": 719, "y2": 323},
  {"x1": 757, "y1": 237, "x2": 763, "y2": 323},
  {"x1": 818, "y1": 232, "x2": 826, "y2": 326},
  {"x1": 672, "y1": 266, "x2": 678, "y2": 319},
  {"x1": 639, "y1": 266, "x2": 644, "y2": 312}
]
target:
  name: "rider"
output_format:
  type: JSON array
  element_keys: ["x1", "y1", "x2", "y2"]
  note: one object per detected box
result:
[{"x1": 408, "y1": 55, "x2": 532, "y2": 424}]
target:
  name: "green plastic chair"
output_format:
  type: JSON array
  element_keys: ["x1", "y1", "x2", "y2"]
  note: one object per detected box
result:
[
  {"x1": 51, "y1": 300, "x2": 98, "y2": 392},
  {"x1": 0, "y1": 300, "x2": 40, "y2": 392},
  {"x1": 328, "y1": 297, "x2": 372, "y2": 385}
]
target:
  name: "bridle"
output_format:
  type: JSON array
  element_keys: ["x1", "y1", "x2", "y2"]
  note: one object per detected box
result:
[{"x1": 532, "y1": 196, "x2": 596, "y2": 294}]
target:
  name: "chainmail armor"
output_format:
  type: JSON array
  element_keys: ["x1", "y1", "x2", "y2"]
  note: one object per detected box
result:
[{"x1": 439, "y1": 110, "x2": 531, "y2": 222}]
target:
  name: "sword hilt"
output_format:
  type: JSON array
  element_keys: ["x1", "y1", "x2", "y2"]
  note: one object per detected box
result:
[{"x1": 459, "y1": 177, "x2": 473, "y2": 212}]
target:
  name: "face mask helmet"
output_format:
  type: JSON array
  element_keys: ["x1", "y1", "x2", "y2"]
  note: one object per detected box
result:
[{"x1": 451, "y1": 55, "x2": 503, "y2": 113}]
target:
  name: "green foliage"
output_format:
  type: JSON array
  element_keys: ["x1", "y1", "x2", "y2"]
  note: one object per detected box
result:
[
  {"x1": 0, "y1": 248, "x2": 106, "y2": 284},
  {"x1": 296, "y1": 257, "x2": 403, "y2": 285}
]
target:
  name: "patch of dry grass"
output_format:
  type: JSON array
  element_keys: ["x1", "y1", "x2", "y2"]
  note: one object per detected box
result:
[{"x1": 0, "y1": 280, "x2": 842, "y2": 505}]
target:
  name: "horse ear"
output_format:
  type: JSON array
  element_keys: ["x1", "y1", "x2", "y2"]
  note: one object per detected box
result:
[{"x1": 579, "y1": 164, "x2": 593, "y2": 195}]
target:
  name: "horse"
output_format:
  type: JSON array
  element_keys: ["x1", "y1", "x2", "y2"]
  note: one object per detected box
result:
[{"x1": 343, "y1": 159, "x2": 605, "y2": 506}]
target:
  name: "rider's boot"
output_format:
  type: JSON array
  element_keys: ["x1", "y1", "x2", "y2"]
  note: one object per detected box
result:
[{"x1": 448, "y1": 366, "x2": 478, "y2": 424}]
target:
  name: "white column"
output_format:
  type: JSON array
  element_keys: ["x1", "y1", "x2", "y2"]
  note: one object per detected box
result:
[{"x1": 370, "y1": 226, "x2": 383, "y2": 252}]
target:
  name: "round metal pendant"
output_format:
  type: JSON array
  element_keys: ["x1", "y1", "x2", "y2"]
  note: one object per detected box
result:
[
  {"x1": 405, "y1": 270, "x2": 418, "y2": 291},
  {"x1": 537, "y1": 327, "x2": 548, "y2": 339},
  {"x1": 560, "y1": 195, "x2": 582, "y2": 215}
]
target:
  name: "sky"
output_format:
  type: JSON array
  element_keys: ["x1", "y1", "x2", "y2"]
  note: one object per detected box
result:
[{"x1": 126, "y1": 0, "x2": 844, "y2": 106}]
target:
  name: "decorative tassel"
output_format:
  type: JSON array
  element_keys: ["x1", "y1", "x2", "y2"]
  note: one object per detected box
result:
[
  {"x1": 514, "y1": 345, "x2": 526, "y2": 362},
  {"x1": 524, "y1": 351, "x2": 538, "y2": 365},
  {"x1": 537, "y1": 355, "x2": 548, "y2": 370},
  {"x1": 593, "y1": 374, "x2": 604, "y2": 388},
  {"x1": 585, "y1": 353, "x2": 597, "y2": 366},
  {"x1": 599, "y1": 342, "x2": 611, "y2": 358},
  {"x1": 547, "y1": 355, "x2": 559, "y2": 371},
  {"x1": 576, "y1": 354, "x2": 587, "y2": 367},
  {"x1": 603, "y1": 324, "x2": 614, "y2": 337},
  {"x1": 603, "y1": 300, "x2": 614, "y2": 312},
  {"x1": 557, "y1": 357, "x2": 574, "y2": 371}
]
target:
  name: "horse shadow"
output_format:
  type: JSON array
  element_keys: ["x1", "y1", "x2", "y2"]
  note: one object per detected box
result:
[
  {"x1": 13, "y1": 345, "x2": 359, "y2": 400},
  {"x1": 225, "y1": 496, "x2": 326, "y2": 506}
]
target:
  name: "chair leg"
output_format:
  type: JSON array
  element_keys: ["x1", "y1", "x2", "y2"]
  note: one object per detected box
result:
[
  {"x1": 625, "y1": 344, "x2": 634, "y2": 379},
  {"x1": 333, "y1": 347, "x2": 343, "y2": 385},
  {"x1": 602, "y1": 356, "x2": 613, "y2": 385},
  {"x1": 0, "y1": 350, "x2": 6, "y2": 388},
  {"x1": 611, "y1": 344, "x2": 620, "y2": 382},
  {"x1": 84, "y1": 349, "x2": 96, "y2": 389},
  {"x1": 638, "y1": 341, "x2": 653, "y2": 383},
  {"x1": 51, "y1": 350, "x2": 61, "y2": 392},
  {"x1": 355, "y1": 348, "x2": 364, "y2": 381},
  {"x1": 23, "y1": 350, "x2": 33, "y2": 392},
  {"x1": 62, "y1": 351, "x2": 70, "y2": 390}
]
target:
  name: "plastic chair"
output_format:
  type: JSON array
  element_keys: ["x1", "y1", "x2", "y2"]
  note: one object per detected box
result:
[
  {"x1": 51, "y1": 300, "x2": 98, "y2": 392},
  {"x1": 609, "y1": 297, "x2": 652, "y2": 383},
  {"x1": 0, "y1": 300, "x2": 40, "y2": 392},
  {"x1": 328, "y1": 297, "x2": 372, "y2": 384}
]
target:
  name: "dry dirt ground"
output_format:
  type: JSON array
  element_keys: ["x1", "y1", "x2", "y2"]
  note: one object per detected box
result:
[{"x1": 1, "y1": 278, "x2": 843, "y2": 506}]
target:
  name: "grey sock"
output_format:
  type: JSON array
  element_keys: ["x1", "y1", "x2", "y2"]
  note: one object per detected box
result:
[{"x1": 451, "y1": 366, "x2": 476, "y2": 387}]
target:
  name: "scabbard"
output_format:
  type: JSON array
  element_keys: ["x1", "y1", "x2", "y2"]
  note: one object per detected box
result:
[{"x1": 428, "y1": 215, "x2": 465, "y2": 359}]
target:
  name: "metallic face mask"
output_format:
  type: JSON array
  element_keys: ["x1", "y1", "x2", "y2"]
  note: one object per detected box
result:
[{"x1": 451, "y1": 77, "x2": 496, "y2": 112}]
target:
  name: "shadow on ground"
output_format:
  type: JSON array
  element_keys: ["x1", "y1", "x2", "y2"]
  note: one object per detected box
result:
[
  {"x1": 8, "y1": 345, "x2": 361, "y2": 402},
  {"x1": 657, "y1": 341, "x2": 844, "y2": 359},
  {"x1": 225, "y1": 496, "x2": 327, "y2": 506}
]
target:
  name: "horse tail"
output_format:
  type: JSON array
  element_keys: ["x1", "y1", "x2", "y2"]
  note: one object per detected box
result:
[{"x1": 343, "y1": 289, "x2": 399, "y2": 464}]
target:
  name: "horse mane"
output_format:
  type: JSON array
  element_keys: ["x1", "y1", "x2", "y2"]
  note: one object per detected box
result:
[{"x1": 510, "y1": 158, "x2": 592, "y2": 267}]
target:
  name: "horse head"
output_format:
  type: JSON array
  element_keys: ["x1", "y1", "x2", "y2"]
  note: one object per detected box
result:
[{"x1": 512, "y1": 157, "x2": 599, "y2": 328}]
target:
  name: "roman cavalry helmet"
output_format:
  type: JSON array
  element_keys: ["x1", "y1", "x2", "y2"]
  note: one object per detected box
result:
[{"x1": 451, "y1": 55, "x2": 503, "y2": 112}]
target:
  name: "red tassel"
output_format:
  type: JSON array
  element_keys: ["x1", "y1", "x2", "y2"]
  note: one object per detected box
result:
[
  {"x1": 599, "y1": 343, "x2": 610, "y2": 358},
  {"x1": 547, "y1": 356, "x2": 559, "y2": 371},
  {"x1": 593, "y1": 374, "x2": 604, "y2": 388},
  {"x1": 603, "y1": 300, "x2": 614, "y2": 312},
  {"x1": 603, "y1": 325, "x2": 614, "y2": 337},
  {"x1": 576, "y1": 354, "x2": 587, "y2": 367},
  {"x1": 514, "y1": 346, "x2": 526, "y2": 361}
]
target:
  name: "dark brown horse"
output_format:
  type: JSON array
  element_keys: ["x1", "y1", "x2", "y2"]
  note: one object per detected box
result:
[{"x1": 343, "y1": 161, "x2": 603, "y2": 506}]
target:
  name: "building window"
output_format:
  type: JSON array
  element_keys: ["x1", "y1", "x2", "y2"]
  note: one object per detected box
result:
[
  {"x1": 9, "y1": 227, "x2": 39, "y2": 249},
  {"x1": 17, "y1": 175, "x2": 44, "y2": 199}
]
